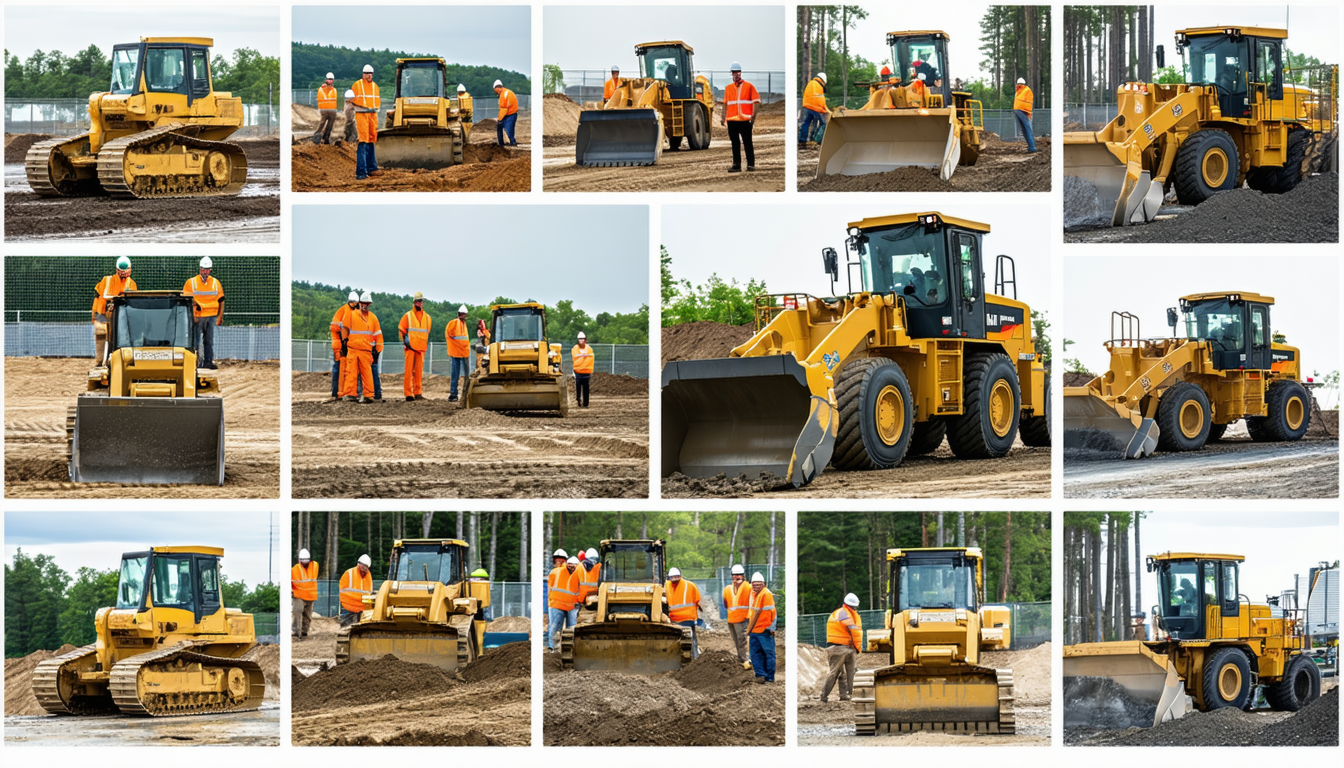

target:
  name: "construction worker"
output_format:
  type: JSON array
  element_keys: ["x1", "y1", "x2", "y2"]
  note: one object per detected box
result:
[
  {"x1": 92, "y1": 257, "x2": 136, "y2": 365},
  {"x1": 571, "y1": 331, "x2": 594, "y2": 408},
  {"x1": 913, "y1": 53, "x2": 939, "y2": 86},
  {"x1": 338, "y1": 554, "x2": 373, "y2": 627},
  {"x1": 456, "y1": 84, "x2": 473, "y2": 124},
  {"x1": 604, "y1": 65, "x2": 622, "y2": 102},
  {"x1": 398, "y1": 292, "x2": 432, "y2": 401},
  {"x1": 183, "y1": 257, "x2": 224, "y2": 370},
  {"x1": 342, "y1": 292, "x2": 383, "y2": 404},
  {"x1": 291, "y1": 549, "x2": 319, "y2": 638},
  {"x1": 908, "y1": 72, "x2": 929, "y2": 108},
  {"x1": 342, "y1": 88, "x2": 358, "y2": 143},
  {"x1": 1013, "y1": 77, "x2": 1036, "y2": 153},
  {"x1": 313, "y1": 72, "x2": 338, "y2": 144},
  {"x1": 720, "y1": 62, "x2": 760, "y2": 173},
  {"x1": 494, "y1": 79, "x2": 519, "y2": 147},
  {"x1": 445, "y1": 305, "x2": 470, "y2": 402},
  {"x1": 469, "y1": 568, "x2": 493, "y2": 621},
  {"x1": 745, "y1": 572, "x2": 776, "y2": 683},
  {"x1": 666, "y1": 567, "x2": 702, "y2": 659},
  {"x1": 351, "y1": 64, "x2": 383, "y2": 180},
  {"x1": 544, "y1": 548, "x2": 567, "y2": 609},
  {"x1": 576, "y1": 547, "x2": 601, "y2": 623},
  {"x1": 723, "y1": 564, "x2": 751, "y2": 667},
  {"x1": 799, "y1": 72, "x2": 829, "y2": 149},
  {"x1": 327, "y1": 291, "x2": 359, "y2": 403},
  {"x1": 820, "y1": 593, "x2": 863, "y2": 702},
  {"x1": 547, "y1": 553, "x2": 581, "y2": 650}
]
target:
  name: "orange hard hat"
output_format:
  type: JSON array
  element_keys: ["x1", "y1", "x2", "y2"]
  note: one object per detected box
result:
[{"x1": 881, "y1": 65, "x2": 891, "y2": 76}]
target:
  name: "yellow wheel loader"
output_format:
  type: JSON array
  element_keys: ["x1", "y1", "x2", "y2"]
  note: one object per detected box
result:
[
  {"x1": 336, "y1": 539, "x2": 488, "y2": 672},
  {"x1": 26, "y1": 37, "x2": 248, "y2": 198},
  {"x1": 379, "y1": 57, "x2": 469, "y2": 169},
  {"x1": 818, "y1": 32, "x2": 984, "y2": 181},
  {"x1": 32, "y1": 546, "x2": 265, "y2": 716},
  {"x1": 1064, "y1": 26, "x2": 1337, "y2": 226},
  {"x1": 662, "y1": 212, "x2": 1050, "y2": 489},
  {"x1": 464, "y1": 302, "x2": 569, "y2": 415},
  {"x1": 71, "y1": 290, "x2": 225, "y2": 484},
  {"x1": 560, "y1": 539, "x2": 693, "y2": 674},
  {"x1": 576, "y1": 41, "x2": 715, "y2": 166},
  {"x1": 1063, "y1": 291, "x2": 1311, "y2": 459},
  {"x1": 1063, "y1": 552, "x2": 1322, "y2": 726},
  {"x1": 856, "y1": 547, "x2": 1015, "y2": 735}
]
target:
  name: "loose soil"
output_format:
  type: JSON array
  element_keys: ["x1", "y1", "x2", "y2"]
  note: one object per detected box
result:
[
  {"x1": 291, "y1": 372, "x2": 648, "y2": 498},
  {"x1": 1063, "y1": 371, "x2": 1096, "y2": 387},
  {"x1": 5, "y1": 644, "x2": 77, "y2": 715},
  {"x1": 289, "y1": 130, "x2": 530, "y2": 193},
  {"x1": 661, "y1": 320, "x2": 756, "y2": 363},
  {"x1": 799, "y1": 132, "x2": 1052, "y2": 192},
  {"x1": 5, "y1": 358, "x2": 280, "y2": 498}
]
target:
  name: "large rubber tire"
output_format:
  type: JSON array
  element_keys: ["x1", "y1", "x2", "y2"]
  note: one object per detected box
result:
[
  {"x1": 1156, "y1": 382, "x2": 1211, "y2": 452},
  {"x1": 1247, "y1": 128, "x2": 1309, "y2": 193},
  {"x1": 831, "y1": 357, "x2": 915, "y2": 471},
  {"x1": 1251, "y1": 379, "x2": 1311, "y2": 442},
  {"x1": 1200, "y1": 647, "x2": 1253, "y2": 711},
  {"x1": 1264, "y1": 654, "x2": 1321, "y2": 712},
  {"x1": 907, "y1": 418, "x2": 947, "y2": 455},
  {"x1": 1174, "y1": 129, "x2": 1240, "y2": 205},
  {"x1": 687, "y1": 104, "x2": 710, "y2": 150},
  {"x1": 1206, "y1": 422, "x2": 1228, "y2": 442},
  {"x1": 948, "y1": 352, "x2": 1020, "y2": 459},
  {"x1": 1019, "y1": 374, "x2": 1052, "y2": 447}
]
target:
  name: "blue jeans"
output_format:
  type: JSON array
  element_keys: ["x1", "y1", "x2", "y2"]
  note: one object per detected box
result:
[
  {"x1": 547, "y1": 606, "x2": 577, "y2": 649},
  {"x1": 194, "y1": 317, "x2": 216, "y2": 368},
  {"x1": 450, "y1": 356, "x2": 468, "y2": 398},
  {"x1": 330, "y1": 353, "x2": 342, "y2": 397},
  {"x1": 497, "y1": 112, "x2": 518, "y2": 146},
  {"x1": 356, "y1": 142, "x2": 378, "y2": 178},
  {"x1": 1014, "y1": 109, "x2": 1037, "y2": 153},
  {"x1": 678, "y1": 619, "x2": 699, "y2": 659},
  {"x1": 749, "y1": 632, "x2": 776, "y2": 682},
  {"x1": 799, "y1": 109, "x2": 826, "y2": 144}
]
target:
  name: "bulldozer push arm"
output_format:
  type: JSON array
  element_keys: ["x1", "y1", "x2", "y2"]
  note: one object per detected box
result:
[{"x1": 1063, "y1": 339, "x2": 1202, "y2": 458}]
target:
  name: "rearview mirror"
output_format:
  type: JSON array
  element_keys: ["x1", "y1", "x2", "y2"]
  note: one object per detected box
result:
[
  {"x1": 822, "y1": 247, "x2": 839, "y2": 280},
  {"x1": 1156, "y1": 45, "x2": 1165, "y2": 69},
  {"x1": 1166, "y1": 307, "x2": 1178, "y2": 331}
]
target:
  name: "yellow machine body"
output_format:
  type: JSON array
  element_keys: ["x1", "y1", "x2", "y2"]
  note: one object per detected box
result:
[
  {"x1": 979, "y1": 604, "x2": 1012, "y2": 650},
  {"x1": 379, "y1": 57, "x2": 470, "y2": 169},
  {"x1": 465, "y1": 302, "x2": 569, "y2": 414}
]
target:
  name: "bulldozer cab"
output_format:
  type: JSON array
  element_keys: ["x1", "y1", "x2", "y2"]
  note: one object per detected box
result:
[
  {"x1": 1177, "y1": 292, "x2": 1274, "y2": 370},
  {"x1": 389, "y1": 540, "x2": 466, "y2": 585},
  {"x1": 395, "y1": 58, "x2": 447, "y2": 99},
  {"x1": 1148, "y1": 553, "x2": 1244, "y2": 641},
  {"x1": 888, "y1": 31, "x2": 951, "y2": 104},
  {"x1": 599, "y1": 540, "x2": 665, "y2": 585},
  {"x1": 891, "y1": 547, "x2": 983, "y2": 614},
  {"x1": 108, "y1": 292, "x2": 198, "y2": 354},
  {"x1": 116, "y1": 546, "x2": 226, "y2": 627},
  {"x1": 636, "y1": 41, "x2": 694, "y2": 100},
  {"x1": 109, "y1": 38, "x2": 217, "y2": 106},
  {"x1": 1177, "y1": 27, "x2": 1285, "y2": 119},
  {"x1": 491, "y1": 303, "x2": 546, "y2": 342}
]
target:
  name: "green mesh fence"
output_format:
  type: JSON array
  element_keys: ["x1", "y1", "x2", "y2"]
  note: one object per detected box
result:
[{"x1": 797, "y1": 601, "x2": 1050, "y2": 650}]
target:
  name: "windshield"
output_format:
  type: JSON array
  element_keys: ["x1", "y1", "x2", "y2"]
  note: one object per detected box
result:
[
  {"x1": 110, "y1": 47, "x2": 140, "y2": 94},
  {"x1": 1186, "y1": 34, "x2": 1246, "y2": 93},
  {"x1": 493, "y1": 307, "x2": 544, "y2": 342},
  {"x1": 1158, "y1": 561, "x2": 1201, "y2": 619},
  {"x1": 117, "y1": 555, "x2": 149, "y2": 609},
  {"x1": 393, "y1": 544, "x2": 461, "y2": 584},
  {"x1": 144, "y1": 47, "x2": 186, "y2": 93},
  {"x1": 639, "y1": 46, "x2": 688, "y2": 87},
  {"x1": 1184, "y1": 298, "x2": 1243, "y2": 351},
  {"x1": 115, "y1": 298, "x2": 193, "y2": 349},
  {"x1": 149, "y1": 554, "x2": 195, "y2": 612},
  {"x1": 600, "y1": 544, "x2": 662, "y2": 584},
  {"x1": 399, "y1": 63, "x2": 444, "y2": 98},
  {"x1": 895, "y1": 555, "x2": 977, "y2": 611},
  {"x1": 893, "y1": 37, "x2": 944, "y2": 86},
  {"x1": 859, "y1": 225, "x2": 949, "y2": 305}
]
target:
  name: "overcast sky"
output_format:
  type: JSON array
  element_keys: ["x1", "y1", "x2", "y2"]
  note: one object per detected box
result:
[
  {"x1": 293, "y1": 205, "x2": 649, "y2": 313},
  {"x1": 4, "y1": 5, "x2": 280, "y2": 61},
  {"x1": 293, "y1": 5, "x2": 530, "y2": 75},
  {"x1": 1153, "y1": 5, "x2": 1338, "y2": 66},
  {"x1": 6, "y1": 511, "x2": 281, "y2": 588},
  {"x1": 544, "y1": 6, "x2": 784, "y2": 73}
]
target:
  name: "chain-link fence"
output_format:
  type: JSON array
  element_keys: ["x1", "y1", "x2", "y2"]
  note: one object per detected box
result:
[
  {"x1": 798, "y1": 601, "x2": 1050, "y2": 650},
  {"x1": 550, "y1": 70, "x2": 785, "y2": 106},
  {"x1": 1063, "y1": 103, "x2": 1118, "y2": 131},
  {"x1": 293, "y1": 339, "x2": 648, "y2": 378},
  {"x1": 5, "y1": 98, "x2": 280, "y2": 137},
  {"x1": 253, "y1": 612, "x2": 280, "y2": 643},
  {"x1": 304, "y1": 580, "x2": 531, "y2": 619}
]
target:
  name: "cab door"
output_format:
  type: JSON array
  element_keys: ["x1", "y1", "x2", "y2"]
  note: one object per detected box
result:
[
  {"x1": 953, "y1": 231, "x2": 985, "y2": 339},
  {"x1": 1246, "y1": 303, "x2": 1271, "y2": 370}
]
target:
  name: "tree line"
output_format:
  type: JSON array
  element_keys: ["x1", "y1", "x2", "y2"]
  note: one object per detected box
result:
[
  {"x1": 797, "y1": 512, "x2": 1051, "y2": 616},
  {"x1": 1063, "y1": 511, "x2": 1141, "y2": 644},
  {"x1": 4, "y1": 46, "x2": 280, "y2": 103},
  {"x1": 661, "y1": 246, "x2": 767, "y2": 327},
  {"x1": 291, "y1": 42, "x2": 529, "y2": 95}
]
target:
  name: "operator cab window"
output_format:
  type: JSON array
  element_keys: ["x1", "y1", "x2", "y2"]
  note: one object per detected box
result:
[
  {"x1": 118, "y1": 555, "x2": 149, "y2": 609},
  {"x1": 151, "y1": 555, "x2": 196, "y2": 613},
  {"x1": 958, "y1": 236, "x2": 979, "y2": 301},
  {"x1": 1255, "y1": 41, "x2": 1283, "y2": 98},
  {"x1": 189, "y1": 48, "x2": 211, "y2": 99},
  {"x1": 860, "y1": 226, "x2": 948, "y2": 306},
  {"x1": 197, "y1": 557, "x2": 221, "y2": 616},
  {"x1": 1252, "y1": 306, "x2": 1267, "y2": 348},
  {"x1": 493, "y1": 308, "x2": 544, "y2": 342},
  {"x1": 145, "y1": 47, "x2": 187, "y2": 94},
  {"x1": 110, "y1": 47, "x2": 140, "y2": 94}
]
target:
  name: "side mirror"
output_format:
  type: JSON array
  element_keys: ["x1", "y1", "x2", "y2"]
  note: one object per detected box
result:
[
  {"x1": 1156, "y1": 45, "x2": 1165, "y2": 69},
  {"x1": 1166, "y1": 307, "x2": 1178, "y2": 331},
  {"x1": 822, "y1": 247, "x2": 839, "y2": 280},
  {"x1": 903, "y1": 284, "x2": 915, "y2": 296}
]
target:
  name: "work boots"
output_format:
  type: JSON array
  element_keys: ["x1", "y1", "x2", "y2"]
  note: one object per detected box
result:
[
  {"x1": 414, "y1": 395, "x2": 425, "y2": 401},
  {"x1": 358, "y1": 397, "x2": 373, "y2": 404},
  {"x1": 405, "y1": 396, "x2": 414, "y2": 402},
  {"x1": 727, "y1": 165, "x2": 742, "y2": 173}
]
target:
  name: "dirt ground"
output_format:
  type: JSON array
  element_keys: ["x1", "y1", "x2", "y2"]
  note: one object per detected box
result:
[
  {"x1": 290, "y1": 371, "x2": 648, "y2": 498},
  {"x1": 543, "y1": 621, "x2": 785, "y2": 746},
  {"x1": 4, "y1": 357, "x2": 280, "y2": 498},
  {"x1": 798, "y1": 132, "x2": 1052, "y2": 192},
  {"x1": 542, "y1": 94, "x2": 786, "y2": 192},
  {"x1": 4, "y1": 135, "x2": 279, "y2": 243},
  {"x1": 797, "y1": 642, "x2": 1052, "y2": 745}
]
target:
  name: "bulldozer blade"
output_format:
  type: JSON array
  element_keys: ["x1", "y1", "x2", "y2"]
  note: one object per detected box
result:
[
  {"x1": 467, "y1": 379, "x2": 563, "y2": 411},
  {"x1": 1063, "y1": 391, "x2": 1158, "y2": 459},
  {"x1": 570, "y1": 624, "x2": 686, "y2": 674},
  {"x1": 871, "y1": 665, "x2": 1003, "y2": 729},
  {"x1": 1152, "y1": 662, "x2": 1185, "y2": 726},
  {"x1": 662, "y1": 355, "x2": 835, "y2": 488},
  {"x1": 71, "y1": 397, "x2": 224, "y2": 484},
  {"x1": 1063, "y1": 137, "x2": 1160, "y2": 226},
  {"x1": 376, "y1": 131, "x2": 458, "y2": 170},
  {"x1": 1062, "y1": 641, "x2": 1190, "y2": 725},
  {"x1": 576, "y1": 109, "x2": 663, "y2": 166},
  {"x1": 817, "y1": 109, "x2": 960, "y2": 180},
  {"x1": 346, "y1": 626, "x2": 462, "y2": 672}
]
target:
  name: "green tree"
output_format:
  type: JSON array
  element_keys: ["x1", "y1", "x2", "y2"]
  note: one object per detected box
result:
[
  {"x1": 1031, "y1": 310, "x2": 1051, "y2": 366},
  {"x1": 57, "y1": 568, "x2": 119, "y2": 647},
  {"x1": 4, "y1": 549, "x2": 71, "y2": 657},
  {"x1": 543, "y1": 64, "x2": 566, "y2": 93},
  {"x1": 290, "y1": 42, "x2": 529, "y2": 95},
  {"x1": 662, "y1": 246, "x2": 767, "y2": 326},
  {"x1": 241, "y1": 583, "x2": 281, "y2": 614}
]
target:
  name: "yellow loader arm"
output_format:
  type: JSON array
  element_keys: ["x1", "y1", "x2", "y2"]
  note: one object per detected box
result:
[{"x1": 1063, "y1": 340, "x2": 1200, "y2": 458}]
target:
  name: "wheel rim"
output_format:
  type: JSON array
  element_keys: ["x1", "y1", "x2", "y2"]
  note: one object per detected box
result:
[
  {"x1": 1202, "y1": 147, "x2": 1229, "y2": 187},
  {"x1": 1286, "y1": 396, "x2": 1304, "y2": 430},
  {"x1": 1218, "y1": 662, "x2": 1242, "y2": 701},
  {"x1": 875, "y1": 385, "x2": 905, "y2": 446},
  {"x1": 1180, "y1": 400, "x2": 1204, "y2": 438},
  {"x1": 989, "y1": 380, "x2": 1014, "y2": 437}
]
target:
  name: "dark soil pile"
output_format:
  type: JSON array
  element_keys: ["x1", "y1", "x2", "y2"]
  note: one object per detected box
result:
[
  {"x1": 1086, "y1": 687, "x2": 1338, "y2": 747},
  {"x1": 801, "y1": 135, "x2": 1051, "y2": 192},
  {"x1": 326, "y1": 729, "x2": 501, "y2": 746},
  {"x1": 1064, "y1": 371, "x2": 1096, "y2": 387},
  {"x1": 291, "y1": 654, "x2": 457, "y2": 712},
  {"x1": 1062, "y1": 676, "x2": 1156, "y2": 729},
  {"x1": 1252, "y1": 686, "x2": 1339, "y2": 746},
  {"x1": 1063, "y1": 176, "x2": 1109, "y2": 229},
  {"x1": 290, "y1": 141, "x2": 530, "y2": 192},
  {"x1": 661, "y1": 471, "x2": 788, "y2": 496},
  {"x1": 661, "y1": 321, "x2": 756, "y2": 363},
  {"x1": 669, "y1": 649, "x2": 757, "y2": 694},
  {"x1": 460, "y1": 639, "x2": 530, "y2": 685},
  {"x1": 590, "y1": 371, "x2": 648, "y2": 396},
  {"x1": 5, "y1": 133, "x2": 52, "y2": 163}
]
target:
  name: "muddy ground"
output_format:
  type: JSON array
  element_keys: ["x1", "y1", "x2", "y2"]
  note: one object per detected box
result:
[
  {"x1": 542, "y1": 93, "x2": 786, "y2": 192},
  {"x1": 798, "y1": 132, "x2": 1051, "y2": 192},
  {"x1": 4, "y1": 357, "x2": 280, "y2": 498},
  {"x1": 290, "y1": 371, "x2": 648, "y2": 498},
  {"x1": 797, "y1": 641, "x2": 1052, "y2": 745},
  {"x1": 4, "y1": 135, "x2": 280, "y2": 243}
]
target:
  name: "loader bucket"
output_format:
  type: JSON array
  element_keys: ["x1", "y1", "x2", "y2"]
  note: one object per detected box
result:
[
  {"x1": 662, "y1": 355, "x2": 835, "y2": 489},
  {"x1": 1062, "y1": 641, "x2": 1188, "y2": 726},
  {"x1": 817, "y1": 109, "x2": 960, "y2": 181},
  {"x1": 466, "y1": 378, "x2": 563, "y2": 412},
  {"x1": 1063, "y1": 135, "x2": 1162, "y2": 226},
  {"x1": 1063, "y1": 389, "x2": 1158, "y2": 459},
  {"x1": 345, "y1": 625, "x2": 463, "y2": 672},
  {"x1": 70, "y1": 396, "x2": 224, "y2": 485},
  {"x1": 871, "y1": 664, "x2": 1005, "y2": 731},
  {"x1": 569, "y1": 622, "x2": 687, "y2": 674},
  {"x1": 576, "y1": 109, "x2": 663, "y2": 166},
  {"x1": 377, "y1": 128, "x2": 459, "y2": 170}
]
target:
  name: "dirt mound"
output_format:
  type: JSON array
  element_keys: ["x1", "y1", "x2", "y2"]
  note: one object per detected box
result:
[
  {"x1": 1064, "y1": 175, "x2": 1109, "y2": 229},
  {"x1": 6, "y1": 133, "x2": 53, "y2": 163},
  {"x1": 5, "y1": 644, "x2": 78, "y2": 715},
  {"x1": 291, "y1": 654, "x2": 458, "y2": 713},
  {"x1": 983, "y1": 642, "x2": 1050, "y2": 704},
  {"x1": 1252, "y1": 686, "x2": 1339, "y2": 746},
  {"x1": 472, "y1": 118, "x2": 497, "y2": 136},
  {"x1": 591, "y1": 372, "x2": 648, "y2": 396},
  {"x1": 669, "y1": 649, "x2": 757, "y2": 694},
  {"x1": 662, "y1": 321, "x2": 756, "y2": 363},
  {"x1": 543, "y1": 92, "x2": 584, "y2": 137},
  {"x1": 289, "y1": 141, "x2": 530, "y2": 192},
  {"x1": 1309, "y1": 406, "x2": 1338, "y2": 438},
  {"x1": 1063, "y1": 675, "x2": 1155, "y2": 729},
  {"x1": 487, "y1": 616, "x2": 532, "y2": 633},
  {"x1": 244, "y1": 643, "x2": 282, "y2": 700},
  {"x1": 662, "y1": 471, "x2": 788, "y2": 495},
  {"x1": 326, "y1": 729, "x2": 502, "y2": 746},
  {"x1": 801, "y1": 136, "x2": 1051, "y2": 192},
  {"x1": 1064, "y1": 371, "x2": 1096, "y2": 387},
  {"x1": 461, "y1": 639, "x2": 530, "y2": 685}
]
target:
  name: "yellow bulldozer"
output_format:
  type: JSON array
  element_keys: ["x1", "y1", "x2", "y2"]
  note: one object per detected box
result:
[
  {"x1": 379, "y1": 57, "x2": 471, "y2": 169},
  {"x1": 336, "y1": 539, "x2": 489, "y2": 672},
  {"x1": 465, "y1": 302, "x2": 569, "y2": 415},
  {"x1": 818, "y1": 31, "x2": 984, "y2": 181},
  {"x1": 662, "y1": 212, "x2": 1050, "y2": 489},
  {"x1": 1064, "y1": 26, "x2": 1337, "y2": 226},
  {"x1": 71, "y1": 290, "x2": 225, "y2": 484},
  {"x1": 32, "y1": 545, "x2": 266, "y2": 716},
  {"x1": 1064, "y1": 291, "x2": 1312, "y2": 459},
  {"x1": 26, "y1": 37, "x2": 248, "y2": 198},
  {"x1": 560, "y1": 539, "x2": 694, "y2": 674},
  {"x1": 856, "y1": 547, "x2": 1015, "y2": 735},
  {"x1": 1063, "y1": 552, "x2": 1322, "y2": 726},
  {"x1": 576, "y1": 41, "x2": 715, "y2": 166}
]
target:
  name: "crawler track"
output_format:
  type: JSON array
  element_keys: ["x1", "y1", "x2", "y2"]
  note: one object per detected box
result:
[{"x1": 854, "y1": 667, "x2": 1015, "y2": 735}]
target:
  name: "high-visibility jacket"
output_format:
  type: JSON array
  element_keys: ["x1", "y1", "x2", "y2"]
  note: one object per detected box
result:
[
  {"x1": 184, "y1": 274, "x2": 224, "y2": 318},
  {"x1": 1013, "y1": 85, "x2": 1033, "y2": 117},
  {"x1": 316, "y1": 84, "x2": 338, "y2": 110},
  {"x1": 666, "y1": 578, "x2": 701, "y2": 622},
  {"x1": 547, "y1": 566, "x2": 581, "y2": 610},
  {"x1": 577, "y1": 562, "x2": 601, "y2": 603},
  {"x1": 445, "y1": 317, "x2": 470, "y2": 358},
  {"x1": 723, "y1": 581, "x2": 750, "y2": 623},
  {"x1": 497, "y1": 87, "x2": 518, "y2": 119},
  {"x1": 398, "y1": 308, "x2": 432, "y2": 352},
  {"x1": 724, "y1": 80, "x2": 759, "y2": 121},
  {"x1": 803, "y1": 78, "x2": 828, "y2": 113},
  {"x1": 351, "y1": 78, "x2": 381, "y2": 110},
  {"x1": 827, "y1": 605, "x2": 863, "y2": 648},
  {"x1": 571, "y1": 343, "x2": 595, "y2": 374},
  {"x1": 345, "y1": 310, "x2": 383, "y2": 353},
  {"x1": 748, "y1": 586, "x2": 775, "y2": 633},
  {"x1": 339, "y1": 567, "x2": 372, "y2": 614},
  {"x1": 291, "y1": 561, "x2": 319, "y2": 601},
  {"x1": 604, "y1": 77, "x2": 623, "y2": 101},
  {"x1": 330, "y1": 304, "x2": 354, "y2": 351},
  {"x1": 92, "y1": 274, "x2": 137, "y2": 316}
]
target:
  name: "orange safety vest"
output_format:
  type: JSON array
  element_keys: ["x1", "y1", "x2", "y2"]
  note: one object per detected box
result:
[
  {"x1": 604, "y1": 77, "x2": 622, "y2": 101},
  {"x1": 291, "y1": 561, "x2": 319, "y2": 601},
  {"x1": 351, "y1": 78, "x2": 380, "y2": 110},
  {"x1": 1013, "y1": 85, "x2": 1033, "y2": 117},
  {"x1": 724, "y1": 80, "x2": 759, "y2": 121},
  {"x1": 445, "y1": 317, "x2": 470, "y2": 358},
  {"x1": 803, "y1": 78, "x2": 828, "y2": 113},
  {"x1": 547, "y1": 566, "x2": 581, "y2": 610},
  {"x1": 184, "y1": 274, "x2": 224, "y2": 318},
  {"x1": 399, "y1": 308, "x2": 432, "y2": 352},
  {"x1": 317, "y1": 84, "x2": 338, "y2": 110},
  {"x1": 826, "y1": 605, "x2": 863, "y2": 648},
  {"x1": 497, "y1": 87, "x2": 518, "y2": 118},
  {"x1": 577, "y1": 562, "x2": 601, "y2": 603},
  {"x1": 723, "y1": 581, "x2": 750, "y2": 623},
  {"x1": 571, "y1": 343, "x2": 595, "y2": 374},
  {"x1": 749, "y1": 586, "x2": 775, "y2": 633},
  {"x1": 666, "y1": 578, "x2": 701, "y2": 622},
  {"x1": 345, "y1": 310, "x2": 383, "y2": 353},
  {"x1": 92, "y1": 274, "x2": 137, "y2": 316},
  {"x1": 339, "y1": 567, "x2": 372, "y2": 614},
  {"x1": 330, "y1": 304, "x2": 354, "y2": 348}
]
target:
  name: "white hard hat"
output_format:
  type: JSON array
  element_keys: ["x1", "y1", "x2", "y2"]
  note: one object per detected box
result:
[
  {"x1": 298, "y1": 548, "x2": 311, "y2": 560},
  {"x1": 458, "y1": 305, "x2": 468, "y2": 314},
  {"x1": 577, "y1": 331, "x2": 586, "y2": 339},
  {"x1": 553, "y1": 549, "x2": 567, "y2": 558},
  {"x1": 1017, "y1": 77, "x2": 1026, "y2": 85},
  {"x1": 358, "y1": 292, "x2": 371, "y2": 303},
  {"x1": 585, "y1": 548, "x2": 598, "y2": 559},
  {"x1": 116, "y1": 256, "x2": 131, "y2": 270},
  {"x1": 348, "y1": 291, "x2": 360, "y2": 302},
  {"x1": 567, "y1": 556, "x2": 579, "y2": 565},
  {"x1": 358, "y1": 554, "x2": 372, "y2": 567},
  {"x1": 844, "y1": 593, "x2": 860, "y2": 607},
  {"x1": 611, "y1": 64, "x2": 620, "y2": 72},
  {"x1": 199, "y1": 256, "x2": 213, "y2": 268},
  {"x1": 325, "y1": 72, "x2": 334, "y2": 80},
  {"x1": 344, "y1": 89, "x2": 355, "y2": 99},
  {"x1": 731, "y1": 564, "x2": 745, "y2": 575},
  {"x1": 751, "y1": 572, "x2": 765, "y2": 583},
  {"x1": 917, "y1": 73, "x2": 927, "y2": 82},
  {"x1": 457, "y1": 84, "x2": 466, "y2": 93},
  {"x1": 493, "y1": 79, "x2": 503, "y2": 88},
  {"x1": 668, "y1": 567, "x2": 681, "y2": 578},
  {"x1": 362, "y1": 64, "x2": 374, "y2": 74},
  {"x1": 816, "y1": 72, "x2": 827, "y2": 83},
  {"x1": 730, "y1": 62, "x2": 742, "y2": 72}
]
